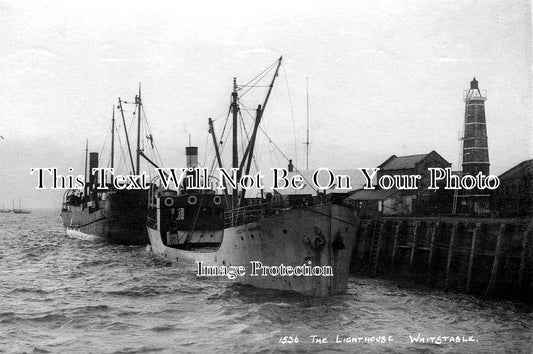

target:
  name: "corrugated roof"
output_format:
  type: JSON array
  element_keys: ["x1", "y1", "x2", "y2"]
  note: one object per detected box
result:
[
  {"x1": 379, "y1": 154, "x2": 427, "y2": 170},
  {"x1": 348, "y1": 188, "x2": 400, "y2": 201}
]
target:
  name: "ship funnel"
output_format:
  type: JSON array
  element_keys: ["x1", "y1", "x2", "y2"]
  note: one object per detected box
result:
[
  {"x1": 89, "y1": 152, "x2": 99, "y2": 192},
  {"x1": 186, "y1": 146, "x2": 198, "y2": 168}
]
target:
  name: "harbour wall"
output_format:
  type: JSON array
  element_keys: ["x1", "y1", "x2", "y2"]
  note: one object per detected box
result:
[{"x1": 349, "y1": 216, "x2": 533, "y2": 302}]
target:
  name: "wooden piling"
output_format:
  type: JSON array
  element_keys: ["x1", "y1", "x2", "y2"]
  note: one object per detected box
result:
[
  {"x1": 518, "y1": 225, "x2": 529, "y2": 287},
  {"x1": 445, "y1": 223, "x2": 458, "y2": 289},
  {"x1": 373, "y1": 222, "x2": 385, "y2": 275},
  {"x1": 359, "y1": 221, "x2": 369, "y2": 262},
  {"x1": 409, "y1": 222, "x2": 419, "y2": 268},
  {"x1": 391, "y1": 222, "x2": 400, "y2": 266},
  {"x1": 485, "y1": 223, "x2": 504, "y2": 296},
  {"x1": 428, "y1": 222, "x2": 439, "y2": 268},
  {"x1": 351, "y1": 216, "x2": 531, "y2": 301},
  {"x1": 466, "y1": 223, "x2": 480, "y2": 293}
]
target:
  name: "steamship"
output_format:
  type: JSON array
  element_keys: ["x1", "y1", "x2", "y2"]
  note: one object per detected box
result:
[
  {"x1": 146, "y1": 58, "x2": 358, "y2": 296},
  {"x1": 61, "y1": 154, "x2": 148, "y2": 244},
  {"x1": 61, "y1": 87, "x2": 156, "y2": 245}
]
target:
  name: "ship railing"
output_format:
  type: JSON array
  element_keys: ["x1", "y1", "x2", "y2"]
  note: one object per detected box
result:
[
  {"x1": 224, "y1": 202, "x2": 265, "y2": 228},
  {"x1": 225, "y1": 209, "x2": 263, "y2": 228},
  {"x1": 222, "y1": 194, "x2": 324, "y2": 228},
  {"x1": 223, "y1": 200, "x2": 291, "y2": 228}
]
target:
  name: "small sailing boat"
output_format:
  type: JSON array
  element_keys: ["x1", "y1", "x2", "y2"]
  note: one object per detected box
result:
[
  {"x1": 13, "y1": 198, "x2": 31, "y2": 214},
  {"x1": 146, "y1": 57, "x2": 358, "y2": 296},
  {"x1": 61, "y1": 85, "x2": 160, "y2": 244},
  {"x1": 0, "y1": 202, "x2": 11, "y2": 213}
]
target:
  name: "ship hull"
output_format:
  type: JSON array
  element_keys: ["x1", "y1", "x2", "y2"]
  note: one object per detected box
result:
[
  {"x1": 61, "y1": 189, "x2": 149, "y2": 244},
  {"x1": 147, "y1": 203, "x2": 356, "y2": 296}
]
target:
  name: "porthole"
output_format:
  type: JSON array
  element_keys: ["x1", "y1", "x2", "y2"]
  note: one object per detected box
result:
[
  {"x1": 164, "y1": 197, "x2": 174, "y2": 207},
  {"x1": 188, "y1": 195, "x2": 197, "y2": 205}
]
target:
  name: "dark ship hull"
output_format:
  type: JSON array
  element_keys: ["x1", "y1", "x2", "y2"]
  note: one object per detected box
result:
[{"x1": 61, "y1": 189, "x2": 148, "y2": 244}]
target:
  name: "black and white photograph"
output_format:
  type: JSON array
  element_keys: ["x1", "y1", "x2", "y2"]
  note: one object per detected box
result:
[{"x1": 1, "y1": 0, "x2": 532, "y2": 352}]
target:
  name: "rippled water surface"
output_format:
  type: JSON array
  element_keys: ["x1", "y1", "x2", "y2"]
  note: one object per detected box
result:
[{"x1": 0, "y1": 210, "x2": 531, "y2": 353}]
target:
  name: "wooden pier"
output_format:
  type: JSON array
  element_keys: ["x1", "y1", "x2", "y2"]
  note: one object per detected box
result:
[{"x1": 350, "y1": 216, "x2": 533, "y2": 302}]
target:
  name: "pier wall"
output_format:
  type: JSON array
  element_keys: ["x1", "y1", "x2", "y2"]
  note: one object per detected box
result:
[{"x1": 350, "y1": 216, "x2": 533, "y2": 302}]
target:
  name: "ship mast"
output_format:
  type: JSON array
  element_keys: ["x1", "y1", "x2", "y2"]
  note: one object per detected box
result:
[
  {"x1": 208, "y1": 118, "x2": 224, "y2": 170},
  {"x1": 306, "y1": 77, "x2": 310, "y2": 170},
  {"x1": 130, "y1": 85, "x2": 164, "y2": 173},
  {"x1": 118, "y1": 98, "x2": 135, "y2": 174},
  {"x1": 215, "y1": 57, "x2": 283, "y2": 205},
  {"x1": 238, "y1": 56, "x2": 283, "y2": 203},
  {"x1": 231, "y1": 78, "x2": 239, "y2": 200},
  {"x1": 136, "y1": 83, "x2": 142, "y2": 175},
  {"x1": 111, "y1": 106, "x2": 115, "y2": 169},
  {"x1": 83, "y1": 139, "x2": 88, "y2": 198},
  {"x1": 208, "y1": 118, "x2": 228, "y2": 197}
]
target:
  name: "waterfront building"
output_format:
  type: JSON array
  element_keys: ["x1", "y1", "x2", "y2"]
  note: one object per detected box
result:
[
  {"x1": 491, "y1": 159, "x2": 533, "y2": 217},
  {"x1": 350, "y1": 151, "x2": 452, "y2": 216}
]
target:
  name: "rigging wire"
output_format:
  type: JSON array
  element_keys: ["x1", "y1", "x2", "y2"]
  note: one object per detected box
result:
[
  {"x1": 237, "y1": 101, "x2": 287, "y2": 171},
  {"x1": 239, "y1": 65, "x2": 277, "y2": 98},
  {"x1": 239, "y1": 101, "x2": 274, "y2": 177},
  {"x1": 141, "y1": 104, "x2": 165, "y2": 167},
  {"x1": 238, "y1": 110, "x2": 251, "y2": 163},
  {"x1": 255, "y1": 122, "x2": 321, "y2": 195},
  {"x1": 115, "y1": 124, "x2": 128, "y2": 175},
  {"x1": 208, "y1": 114, "x2": 231, "y2": 177},
  {"x1": 220, "y1": 108, "x2": 231, "y2": 138},
  {"x1": 238, "y1": 59, "x2": 278, "y2": 97},
  {"x1": 217, "y1": 108, "x2": 231, "y2": 155},
  {"x1": 127, "y1": 106, "x2": 137, "y2": 172},
  {"x1": 282, "y1": 65, "x2": 298, "y2": 169},
  {"x1": 211, "y1": 108, "x2": 232, "y2": 122},
  {"x1": 203, "y1": 58, "x2": 294, "y2": 195},
  {"x1": 215, "y1": 109, "x2": 232, "y2": 162},
  {"x1": 202, "y1": 133, "x2": 209, "y2": 168},
  {"x1": 98, "y1": 119, "x2": 112, "y2": 167}
]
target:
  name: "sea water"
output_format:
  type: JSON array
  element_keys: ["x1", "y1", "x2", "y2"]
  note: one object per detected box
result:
[{"x1": 0, "y1": 210, "x2": 531, "y2": 353}]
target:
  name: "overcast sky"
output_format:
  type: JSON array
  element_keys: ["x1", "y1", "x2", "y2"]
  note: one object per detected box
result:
[{"x1": 1, "y1": 0, "x2": 531, "y2": 209}]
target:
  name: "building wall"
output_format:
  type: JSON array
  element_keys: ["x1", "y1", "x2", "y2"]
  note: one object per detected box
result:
[
  {"x1": 355, "y1": 200, "x2": 380, "y2": 217},
  {"x1": 492, "y1": 160, "x2": 533, "y2": 217},
  {"x1": 383, "y1": 194, "x2": 412, "y2": 215},
  {"x1": 377, "y1": 154, "x2": 452, "y2": 215},
  {"x1": 414, "y1": 156, "x2": 451, "y2": 191}
]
